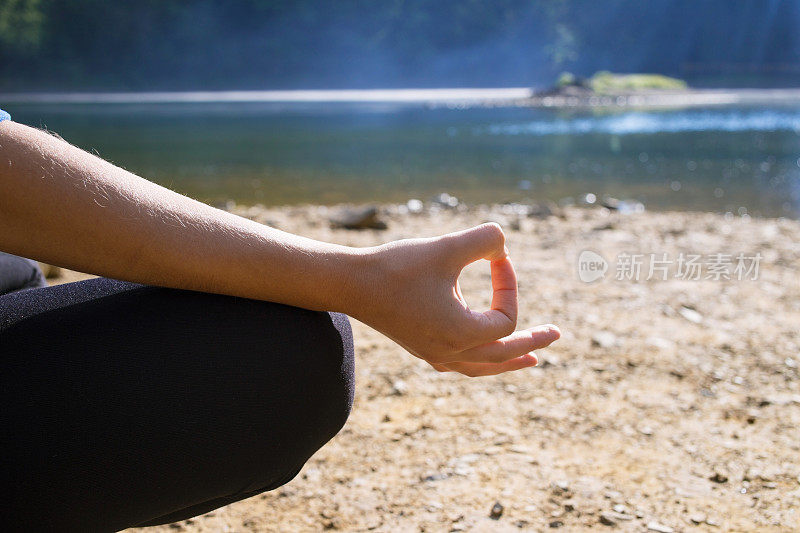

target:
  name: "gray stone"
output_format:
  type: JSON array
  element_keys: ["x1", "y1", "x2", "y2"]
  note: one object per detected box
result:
[
  {"x1": 432, "y1": 193, "x2": 459, "y2": 209},
  {"x1": 591, "y1": 331, "x2": 618, "y2": 349},
  {"x1": 329, "y1": 206, "x2": 387, "y2": 230},
  {"x1": 489, "y1": 502, "x2": 504, "y2": 520},
  {"x1": 599, "y1": 513, "x2": 617, "y2": 526}
]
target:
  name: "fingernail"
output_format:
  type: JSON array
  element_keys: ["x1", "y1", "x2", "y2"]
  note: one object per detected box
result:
[
  {"x1": 503, "y1": 245, "x2": 510, "y2": 256},
  {"x1": 545, "y1": 324, "x2": 561, "y2": 337}
]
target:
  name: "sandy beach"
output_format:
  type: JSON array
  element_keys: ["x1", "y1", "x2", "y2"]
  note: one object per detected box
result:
[{"x1": 49, "y1": 201, "x2": 799, "y2": 532}]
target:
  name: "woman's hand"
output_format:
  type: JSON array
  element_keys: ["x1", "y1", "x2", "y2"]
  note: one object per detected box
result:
[{"x1": 348, "y1": 223, "x2": 560, "y2": 377}]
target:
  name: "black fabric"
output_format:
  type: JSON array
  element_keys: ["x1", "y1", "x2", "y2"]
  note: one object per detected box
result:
[{"x1": 0, "y1": 275, "x2": 355, "y2": 532}]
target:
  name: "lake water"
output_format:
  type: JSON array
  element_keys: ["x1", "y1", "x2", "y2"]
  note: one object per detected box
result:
[{"x1": 5, "y1": 98, "x2": 800, "y2": 217}]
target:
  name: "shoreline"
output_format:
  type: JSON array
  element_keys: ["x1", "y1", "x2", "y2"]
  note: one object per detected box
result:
[{"x1": 3, "y1": 87, "x2": 800, "y2": 108}]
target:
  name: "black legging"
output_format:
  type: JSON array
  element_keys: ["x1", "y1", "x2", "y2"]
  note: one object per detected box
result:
[{"x1": 0, "y1": 252, "x2": 355, "y2": 532}]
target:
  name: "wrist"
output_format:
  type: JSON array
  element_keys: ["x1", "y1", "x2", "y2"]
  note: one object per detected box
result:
[{"x1": 327, "y1": 245, "x2": 381, "y2": 318}]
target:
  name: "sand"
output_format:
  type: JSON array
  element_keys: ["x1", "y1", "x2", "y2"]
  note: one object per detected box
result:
[{"x1": 50, "y1": 202, "x2": 799, "y2": 532}]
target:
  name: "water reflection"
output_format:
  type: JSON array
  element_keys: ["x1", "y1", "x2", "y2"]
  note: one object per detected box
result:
[
  {"x1": 6, "y1": 102, "x2": 800, "y2": 217},
  {"x1": 484, "y1": 108, "x2": 800, "y2": 136}
]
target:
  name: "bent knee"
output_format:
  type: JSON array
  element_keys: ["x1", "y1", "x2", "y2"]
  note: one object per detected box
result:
[{"x1": 308, "y1": 311, "x2": 355, "y2": 440}]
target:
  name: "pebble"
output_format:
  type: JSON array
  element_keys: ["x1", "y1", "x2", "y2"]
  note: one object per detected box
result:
[
  {"x1": 553, "y1": 480, "x2": 570, "y2": 493},
  {"x1": 646, "y1": 522, "x2": 674, "y2": 533},
  {"x1": 549, "y1": 520, "x2": 564, "y2": 528},
  {"x1": 529, "y1": 202, "x2": 556, "y2": 219},
  {"x1": 489, "y1": 502, "x2": 504, "y2": 520},
  {"x1": 406, "y1": 199, "x2": 424, "y2": 213},
  {"x1": 329, "y1": 205, "x2": 387, "y2": 230},
  {"x1": 646, "y1": 336, "x2": 675, "y2": 350},
  {"x1": 591, "y1": 331, "x2": 618, "y2": 349},
  {"x1": 678, "y1": 306, "x2": 703, "y2": 324},
  {"x1": 391, "y1": 380, "x2": 408, "y2": 396},
  {"x1": 689, "y1": 513, "x2": 706, "y2": 524},
  {"x1": 432, "y1": 193, "x2": 459, "y2": 209},
  {"x1": 709, "y1": 471, "x2": 728, "y2": 483},
  {"x1": 509, "y1": 445, "x2": 533, "y2": 454},
  {"x1": 599, "y1": 512, "x2": 617, "y2": 526}
]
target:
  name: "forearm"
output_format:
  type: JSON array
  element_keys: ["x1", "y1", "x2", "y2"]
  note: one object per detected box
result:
[{"x1": 0, "y1": 120, "x2": 367, "y2": 312}]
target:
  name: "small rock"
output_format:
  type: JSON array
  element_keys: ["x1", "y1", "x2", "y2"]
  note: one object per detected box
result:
[
  {"x1": 539, "y1": 351, "x2": 561, "y2": 367},
  {"x1": 406, "y1": 198, "x2": 424, "y2": 213},
  {"x1": 689, "y1": 513, "x2": 706, "y2": 524},
  {"x1": 329, "y1": 205, "x2": 387, "y2": 230},
  {"x1": 601, "y1": 196, "x2": 620, "y2": 210},
  {"x1": 612, "y1": 504, "x2": 627, "y2": 514},
  {"x1": 529, "y1": 202, "x2": 556, "y2": 219},
  {"x1": 593, "y1": 221, "x2": 617, "y2": 231},
  {"x1": 709, "y1": 471, "x2": 729, "y2": 483},
  {"x1": 678, "y1": 306, "x2": 703, "y2": 324},
  {"x1": 599, "y1": 513, "x2": 617, "y2": 526},
  {"x1": 490, "y1": 502, "x2": 504, "y2": 520},
  {"x1": 563, "y1": 500, "x2": 575, "y2": 512},
  {"x1": 552, "y1": 480, "x2": 570, "y2": 493},
  {"x1": 591, "y1": 331, "x2": 618, "y2": 349},
  {"x1": 391, "y1": 380, "x2": 408, "y2": 396},
  {"x1": 646, "y1": 522, "x2": 674, "y2": 533},
  {"x1": 509, "y1": 445, "x2": 532, "y2": 454},
  {"x1": 549, "y1": 519, "x2": 564, "y2": 528},
  {"x1": 322, "y1": 517, "x2": 340, "y2": 530},
  {"x1": 432, "y1": 192, "x2": 459, "y2": 209},
  {"x1": 646, "y1": 336, "x2": 674, "y2": 350}
]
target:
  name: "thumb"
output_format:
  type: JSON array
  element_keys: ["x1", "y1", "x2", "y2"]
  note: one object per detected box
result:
[{"x1": 443, "y1": 222, "x2": 508, "y2": 267}]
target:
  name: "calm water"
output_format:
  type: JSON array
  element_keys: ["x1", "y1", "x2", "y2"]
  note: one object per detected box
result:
[{"x1": 6, "y1": 100, "x2": 800, "y2": 217}]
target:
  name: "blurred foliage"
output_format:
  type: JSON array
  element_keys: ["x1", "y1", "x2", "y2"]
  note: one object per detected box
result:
[
  {"x1": 556, "y1": 71, "x2": 577, "y2": 87},
  {"x1": 0, "y1": 0, "x2": 43, "y2": 53},
  {"x1": 0, "y1": 0, "x2": 797, "y2": 90},
  {"x1": 589, "y1": 71, "x2": 688, "y2": 93}
]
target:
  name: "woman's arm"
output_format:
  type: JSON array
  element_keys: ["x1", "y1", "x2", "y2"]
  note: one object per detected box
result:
[{"x1": 0, "y1": 120, "x2": 559, "y2": 376}]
